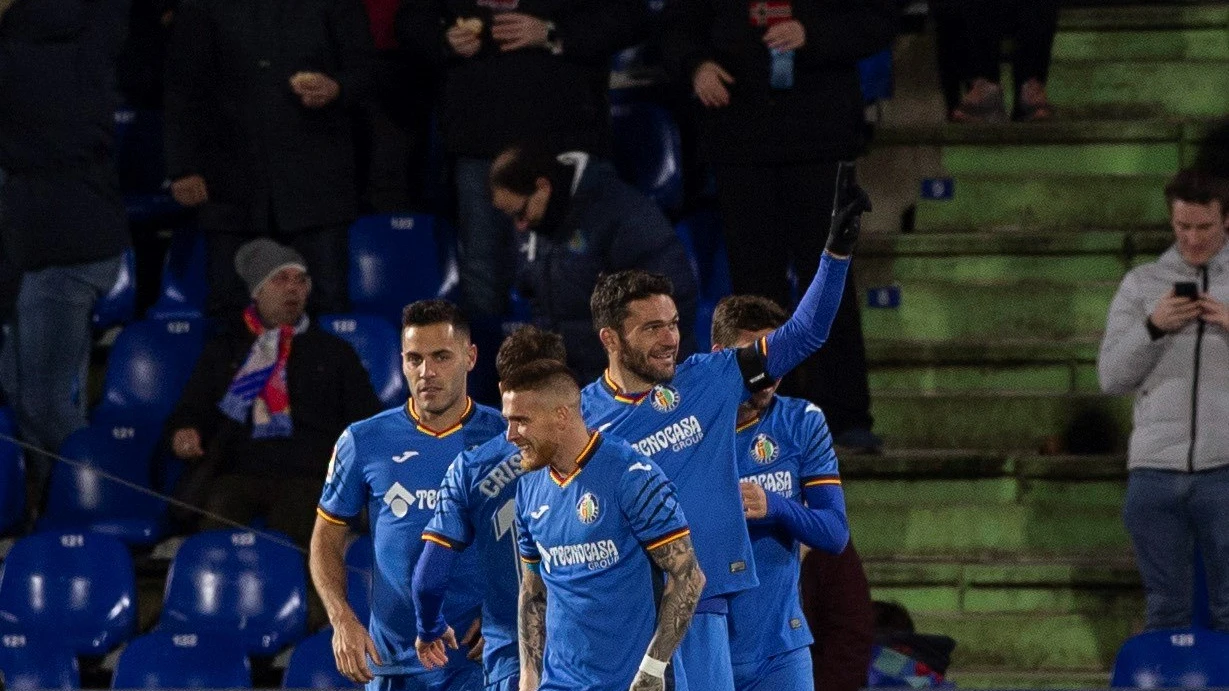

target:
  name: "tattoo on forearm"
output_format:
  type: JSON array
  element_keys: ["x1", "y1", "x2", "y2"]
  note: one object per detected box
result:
[
  {"x1": 645, "y1": 535, "x2": 705, "y2": 663},
  {"x1": 518, "y1": 566, "x2": 547, "y2": 688}
]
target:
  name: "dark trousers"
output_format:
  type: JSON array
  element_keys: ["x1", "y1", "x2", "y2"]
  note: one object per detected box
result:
[
  {"x1": 199, "y1": 472, "x2": 323, "y2": 548},
  {"x1": 206, "y1": 224, "x2": 350, "y2": 318},
  {"x1": 961, "y1": 0, "x2": 1059, "y2": 86},
  {"x1": 713, "y1": 162, "x2": 873, "y2": 435}
]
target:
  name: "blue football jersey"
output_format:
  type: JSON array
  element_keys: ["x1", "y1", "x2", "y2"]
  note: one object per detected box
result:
[
  {"x1": 318, "y1": 399, "x2": 504, "y2": 675},
  {"x1": 422, "y1": 434, "x2": 524, "y2": 686},
  {"x1": 728, "y1": 395, "x2": 840, "y2": 664},
  {"x1": 514, "y1": 433, "x2": 690, "y2": 691},
  {"x1": 580, "y1": 349, "x2": 757, "y2": 599}
]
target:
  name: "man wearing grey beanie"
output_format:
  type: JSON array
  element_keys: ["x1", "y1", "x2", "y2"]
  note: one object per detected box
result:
[{"x1": 164, "y1": 238, "x2": 381, "y2": 546}]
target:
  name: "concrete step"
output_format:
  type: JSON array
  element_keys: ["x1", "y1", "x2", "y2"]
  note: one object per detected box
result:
[
  {"x1": 947, "y1": 669, "x2": 1112, "y2": 689},
  {"x1": 909, "y1": 611, "x2": 1136, "y2": 670},
  {"x1": 868, "y1": 391, "x2": 1132, "y2": 449},
  {"x1": 866, "y1": 338, "x2": 1102, "y2": 394},
  {"x1": 1047, "y1": 60, "x2": 1229, "y2": 119},
  {"x1": 1058, "y1": 4, "x2": 1229, "y2": 32},
  {"x1": 1053, "y1": 28, "x2": 1229, "y2": 61},
  {"x1": 860, "y1": 279, "x2": 1119, "y2": 341},
  {"x1": 913, "y1": 174, "x2": 1171, "y2": 231}
]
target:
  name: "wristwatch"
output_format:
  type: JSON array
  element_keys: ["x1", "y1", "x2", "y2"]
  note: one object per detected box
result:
[{"x1": 544, "y1": 21, "x2": 562, "y2": 55}]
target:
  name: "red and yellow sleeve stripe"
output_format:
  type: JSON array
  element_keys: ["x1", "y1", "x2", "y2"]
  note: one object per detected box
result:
[
  {"x1": 520, "y1": 554, "x2": 541, "y2": 564},
  {"x1": 803, "y1": 476, "x2": 842, "y2": 488},
  {"x1": 316, "y1": 507, "x2": 351, "y2": 526},
  {"x1": 645, "y1": 527, "x2": 691, "y2": 551},
  {"x1": 422, "y1": 532, "x2": 458, "y2": 550}
]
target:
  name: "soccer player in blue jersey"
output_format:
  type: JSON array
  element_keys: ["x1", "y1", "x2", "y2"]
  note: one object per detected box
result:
[
  {"x1": 711, "y1": 295, "x2": 850, "y2": 691},
  {"x1": 579, "y1": 166, "x2": 868, "y2": 691},
  {"x1": 505, "y1": 359, "x2": 705, "y2": 691},
  {"x1": 412, "y1": 326, "x2": 569, "y2": 691},
  {"x1": 310, "y1": 300, "x2": 505, "y2": 691}
]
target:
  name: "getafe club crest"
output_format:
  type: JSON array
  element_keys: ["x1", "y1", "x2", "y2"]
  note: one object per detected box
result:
[
  {"x1": 750, "y1": 433, "x2": 779, "y2": 464},
  {"x1": 650, "y1": 384, "x2": 681, "y2": 413},
  {"x1": 577, "y1": 493, "x2": 600, "y2": 524}
]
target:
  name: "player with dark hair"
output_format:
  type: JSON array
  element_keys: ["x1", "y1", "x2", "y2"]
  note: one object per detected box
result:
[
  {"x1": 311, "y1": 299, "x2": 502, "y2": 691},
  {"x1": 412, "y1": 326, "x2": 568, "y2": 691},
  {"x1": 580, "y1": 166, "x2": 868, "y2": 691},
  {"x1": 505, "y1": 359, "x2": 705, "y2": 691},
  {"x1": 711, "y1": 294, "x2": 850, "y2": 691}
]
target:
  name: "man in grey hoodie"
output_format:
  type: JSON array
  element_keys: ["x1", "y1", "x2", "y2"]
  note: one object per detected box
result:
[{"x1": 1099, "y1": 168, "x2": 1229, "y2": 632}]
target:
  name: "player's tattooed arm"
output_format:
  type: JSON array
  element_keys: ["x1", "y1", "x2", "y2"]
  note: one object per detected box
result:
[
  {"x1": 518, "y1": 564, "x2": 547, "y2": 691},
  {"x1": 631, "y1": 535, "x2": 705, "y2": 690}
]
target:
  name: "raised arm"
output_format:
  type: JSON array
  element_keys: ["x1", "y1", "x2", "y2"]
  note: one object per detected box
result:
[
  {"x1": 762, "y1": 171, "x2": 869, "y2": 379},
  {"x1": 631, "y1": 535, "x2": 705, "y2": 691},
  {"x1": 517, "y1": 563, "x2": 548, "y2": 691}
]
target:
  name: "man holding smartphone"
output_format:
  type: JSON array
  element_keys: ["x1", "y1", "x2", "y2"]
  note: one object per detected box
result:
[{"x1": 1098, "y1": 168, "x2": 1229, "y2": 632}]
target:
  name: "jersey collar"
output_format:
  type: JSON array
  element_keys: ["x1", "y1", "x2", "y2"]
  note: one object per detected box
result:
[
  {"x1": 407, "y1": 397, "x2": 474, "y2": 438},
  {"x1": 550, "y1": 431, "x2": 602, "y2": 488},
  {"x1": 735, "y1": 397, "x2": 777, "y2": 433},
  {"x1": 601, "y1": 370, "x2": 650, "y2": 405}
]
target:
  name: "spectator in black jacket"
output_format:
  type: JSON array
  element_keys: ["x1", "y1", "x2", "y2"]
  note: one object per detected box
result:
[
  {"x1": 661, "y1": 0, "x2": 895, "y2": 453},
  {"x1": 0, "y1": 0, "x2": 131, "y2": 518},
  {"x1": 164, "y1": 0, "x2": 376, "y2": 317},
  {"x1": 396, "y1": 0, "x2": 647, "y2": 320},
  {"x1": 489, "y1": 142, "x2": 699, "y2": 380},
  {"x1": 165, "y1": 239, "x2": 380, "y2": 546}
]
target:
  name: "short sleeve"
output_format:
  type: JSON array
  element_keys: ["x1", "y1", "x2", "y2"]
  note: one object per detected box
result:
[
  {"x1": 318, "y1": 428, "x2": 365, "y2": 523},
  {"x1": 618, "y1": 456, "x2": 689, "y2": 550},
  {"x1": 514, "y1": 483, "x2": 540, "y2": 564},
  {"x1": 423, "y1": 452, "x2": 474, "y2": 549},
  {"x1": 797, "y1": 402, "x2": 841, "y2": 487}
]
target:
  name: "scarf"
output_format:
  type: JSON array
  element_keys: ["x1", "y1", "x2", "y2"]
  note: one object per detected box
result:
[{"x1": 219, "y1": 305, "x2": 308, "y2": 439}]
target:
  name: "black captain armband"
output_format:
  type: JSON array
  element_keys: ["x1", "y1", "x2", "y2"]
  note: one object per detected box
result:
[{"x1": 736, "y1": 345, "x2": 773, "y2": 393}]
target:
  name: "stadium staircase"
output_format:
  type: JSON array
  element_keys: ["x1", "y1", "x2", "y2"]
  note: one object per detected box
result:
[{"x1": 852, "y1": 2, "x2": 1227, "y2": 686}]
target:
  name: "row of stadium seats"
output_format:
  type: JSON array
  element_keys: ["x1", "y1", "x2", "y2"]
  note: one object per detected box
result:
[
  {"x1": 1, "y1": 629, "x2": 357, "y2": 690},
  {"x1": 0, "y1": 530, "x2": 374, "y2": 688}
]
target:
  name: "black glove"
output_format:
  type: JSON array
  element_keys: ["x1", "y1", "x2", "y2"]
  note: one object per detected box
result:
[{"x1": 825, "y1": 161, "x2": 872, "y2": 257}]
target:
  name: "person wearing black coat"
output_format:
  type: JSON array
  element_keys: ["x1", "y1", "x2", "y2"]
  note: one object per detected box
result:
[
  {"x1": 661, "y1": 0, "x2": 895, "y2": 452},
  {"x1": 0, "y1": 0, "x2": 131, "y2": 517},
  {"x1": 396, "y1": 0, "x2": 647, "y2": 320},
  {"x1": 164, "y1": 239, "x2": 381, "y2": 547},
  {"x1": 489, "y1": 143, "x2": 698, "y2": 381},
  {"x1": 164, "y1": 0, "x2": 377, "y2": 317}
]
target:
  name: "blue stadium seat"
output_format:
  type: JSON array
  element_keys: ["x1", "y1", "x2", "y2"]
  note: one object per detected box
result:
[
  {"x1": 610, "y1": 100, "x2": 684, "y2": 212},
  {"x1": 0, "y1": 634, "x2": 79, "y2": 691},
  {"x1": 114, "y1": 108, "x2": 183, "y2": 223},
  {"x1": 859, "y1": 49, "x2": 894, "y2": 104},
  {"x1": 92, "y1": 248, "x2": 137, "y2": 331},
  {"x1": 282, "y1": 629, "x2": 358, "y2": 689},
  {"x1": 0, "y1": 532, "x2": 137, "y2": 655},
  {"x1": 349, "y1": 214, "x2": 458, "y2": 326},
  {"x1": 37, "y1": 423, "x2": 168, "y2": 545},
  {"x1": 160, "y1": 530, "x2": 308, "y2": 655},
  {"x1": 345, "y1": 534, "x2": 374, "y2": 625},
  {"x1": 1111, "y1": 628, "x2": 1229, "y2": 688},
  {"x1": 147, "y1": 229, "x2": 208, "y2": 320},
  {"x1": 94, "y1": 318, "x2": 207, "y2": 421},
  {"x1": 0, "y1": 406, "x2": 25, "y2": 534},
  {"x1": 320, "y1": 314, "x2": 407, "y2": 408},
  {"x1": 673, "y1": 210, "x2": 732, "y2": 303},
  {"x1": 112, "y1": 631, "x2": 250, "y2": 689}
]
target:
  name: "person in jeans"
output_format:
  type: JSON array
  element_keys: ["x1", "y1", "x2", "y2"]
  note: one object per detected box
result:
[
  {"x1": 0, "y1": 0, "x2": 131, "y2": 519},
  {"x1": 1098, "y1": 169, "x2": 1229, "y2": 631}
]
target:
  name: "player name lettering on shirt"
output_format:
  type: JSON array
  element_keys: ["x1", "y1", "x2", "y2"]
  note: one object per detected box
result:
[
  {"x1": 745, "y1": 470, "x2": 793, "y2": 496},
  {"x1": 632, "y1": 415, "x2": 705, "y2": 456},
  {"x1": 479, "y1": 456, "x2": 525, "y2": 498},
  {"x1": 542, "y1": 539, "x2": 621, "y2": 572}
]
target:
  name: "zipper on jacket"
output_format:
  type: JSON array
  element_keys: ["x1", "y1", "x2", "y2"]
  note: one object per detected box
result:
[{"x1": 1187, "y1": 266, "x2": 1208, "y2": 472}]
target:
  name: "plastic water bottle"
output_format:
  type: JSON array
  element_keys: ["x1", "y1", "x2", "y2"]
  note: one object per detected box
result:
[{"x1": 770, "y1": 48, "x2": 794, "y2": 90}]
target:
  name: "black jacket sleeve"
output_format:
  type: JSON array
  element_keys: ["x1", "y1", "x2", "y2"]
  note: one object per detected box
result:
[
  {"x1": 164, "y1": 336, "x2": 232, "y2": 444},
  {"x1": 162, "y1": 0, "x2": 213, "y2": 180},
  {"x1": 395, "y1": 0, "x2": 450, "y2": 67},
  {"x1": 659, "y1": 0, "x2": 714, "y2": 85},
  {"x1": 793, "y1": 0, "x2": 897, "y2": 67},
  {"x1": 336, "y1": 339, "x2": 384, "y2": 424},
  {"x1": 326, "y1": 0, "x2": 377, "y2": 108},
  {"x1": 552, "y1": 0, "x2": 648, "y2": 65}
]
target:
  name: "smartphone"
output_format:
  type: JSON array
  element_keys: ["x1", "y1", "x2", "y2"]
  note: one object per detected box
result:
[{"x1": 1174, "y1": 282, "x2": 1199, "y2": 299}]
